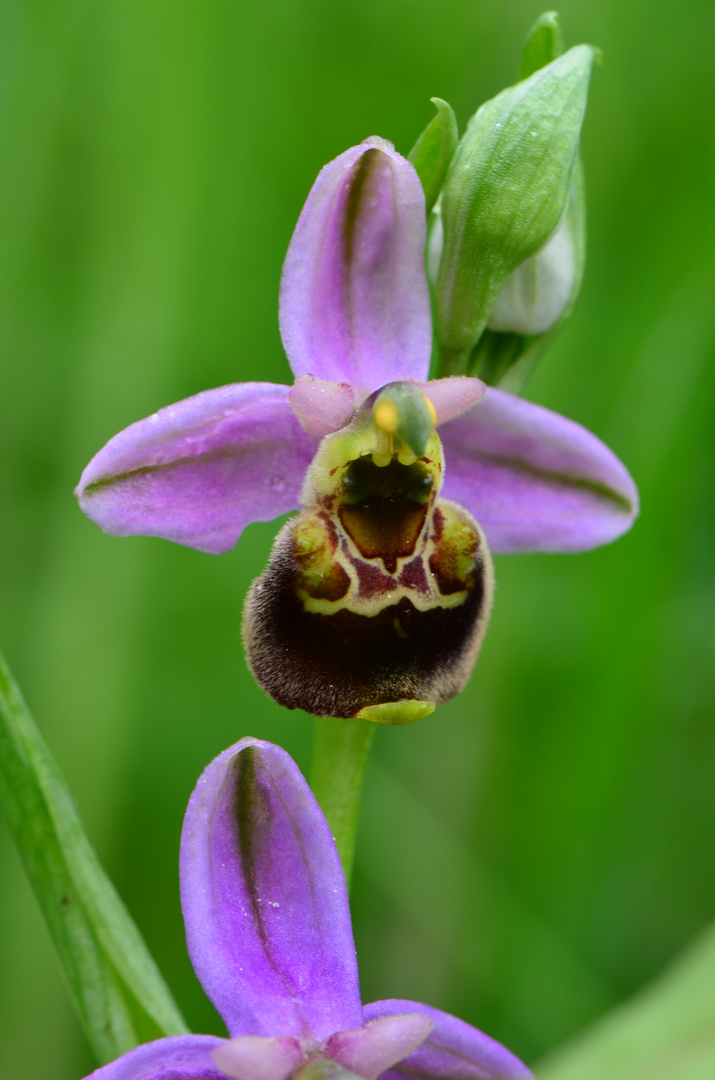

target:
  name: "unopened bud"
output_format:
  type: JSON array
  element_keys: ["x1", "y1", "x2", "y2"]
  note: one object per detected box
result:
[
  {"x1": 435, "y1": 45, "x2": 595, "y2": 374},
  {"x1": 487, "y1": 197, "x2": 576, "y2": 335}
]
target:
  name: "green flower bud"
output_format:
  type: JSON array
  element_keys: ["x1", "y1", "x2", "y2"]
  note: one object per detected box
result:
[
  {"x1": 487, "y1": 168, "x2": 581, "y2": 336},
  {"x1": 470, "y1": 159, "x2": 586, "y2": 392},
  {"x1": 435, "y1": 43, "x2": 595, "y2": 375}
]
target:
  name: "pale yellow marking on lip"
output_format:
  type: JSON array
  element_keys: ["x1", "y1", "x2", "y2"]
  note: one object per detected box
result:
[
  {"x1": 397, "y1": 448, "x2": 418, "y2": 466},
  {"x1": 358, "y1": 699, "x2": 436, "y2": 725},
  {"x1": 371, "y1": 450, "x2": 392, "y2": 467}
]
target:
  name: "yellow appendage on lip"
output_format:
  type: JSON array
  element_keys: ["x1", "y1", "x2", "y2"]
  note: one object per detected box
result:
[{"x1": 373, "y1": 399, "x2": 400, "y2": 435}]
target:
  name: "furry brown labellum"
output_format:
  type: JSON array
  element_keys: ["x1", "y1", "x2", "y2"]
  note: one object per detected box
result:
[{"x1": 243, "y1": 383, "x2": 494, "y2": 721}]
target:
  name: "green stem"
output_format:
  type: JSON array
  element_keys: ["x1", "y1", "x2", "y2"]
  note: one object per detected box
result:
[{"x1": 309, "y1": 716, "x2": 375, "y2": 887}]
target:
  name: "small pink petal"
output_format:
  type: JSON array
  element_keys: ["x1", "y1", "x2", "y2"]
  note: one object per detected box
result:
[
  {"x1": 326, "y1": 1015, "x2": 433, "y2": 1080},
  {"x1": 213, "y1": 1037, "x2": 303, "y2": 1080},
  {"x1": 418, "y1": 377, "x2": 487, "y2": 426},
  {"x1": 288, "y1": 377, "x2": 356, "y2": 437}
]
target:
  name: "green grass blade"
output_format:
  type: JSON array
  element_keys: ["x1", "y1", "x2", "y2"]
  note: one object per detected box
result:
[
  {"x1": 0, "y1": 648, "x2": 187, "y2": 1063},
  {"x1": 538, "y1": 923, "x2": 715, "y2": 1080}
]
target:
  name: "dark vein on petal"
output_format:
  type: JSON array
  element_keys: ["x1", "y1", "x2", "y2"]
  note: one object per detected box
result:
[
  {"x1": 232, "y1": 749, "x2": 314, "y2": 1035},
  {"x1": 81, "y1": 441, "x2": 291, "y2": 495},
  {"x1": 452, "y1": 447, "x2": 634, "y2": 511}
]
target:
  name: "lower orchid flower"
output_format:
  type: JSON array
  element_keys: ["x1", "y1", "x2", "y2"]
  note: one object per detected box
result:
[
  {"x1": 75, "y1": 138, "x2": 638, "y2": 720},
  {"x1": 83, "y1": 737, "x2": 533, "y2": 1080}
]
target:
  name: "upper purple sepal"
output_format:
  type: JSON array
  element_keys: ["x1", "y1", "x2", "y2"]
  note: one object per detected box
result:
[
  {"x1": 180, "y1": 738, "x2": 363, "y2": 1041},
  {"x1": 279, "y1": 138, "x2": 432, "y2": 394},
  {"x1": 75, "y1": 383, "x2": 316, "y2": 553},
  {"x1": 440, "y1": 387, "x2": 639, "y2": 554}
]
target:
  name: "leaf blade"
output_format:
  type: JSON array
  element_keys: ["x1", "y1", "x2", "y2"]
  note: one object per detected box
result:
[
  {"x1": 538, "y1": 923, "x2": 715, "y2": 1080},
  {"x1": 0, "y1": 648, "x2": 188, "y2": 1063}
]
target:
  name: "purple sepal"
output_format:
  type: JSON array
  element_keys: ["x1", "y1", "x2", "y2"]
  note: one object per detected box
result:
[
  {"x1": 212, "y1": 1036, "x2": 303, "y2": 1080},
  {"x1": 289, "y1": 377, "x2": 356, "y2": 437},
  {"x1": 362, "y1": 1002, "x2": 533, "y2": 1080},
  {"x1": 326, "y1": 1015, "x2": 433, "y2": 1080},
  {"x1": 279, "y1": 138, "x2": 431, "y2": 393},
  {"x1": 83, "y1": 1035, "x2": 228, "y2": 1080},
  {"x1": 75, "y1": 384, "x2": 316, "y2": 553},
  {"x1": 440, "y1": 387, "x2": 639, "y2": 553},
  {"x1": 180, "y1": 738, "x2": 363, "y2": 1041}
]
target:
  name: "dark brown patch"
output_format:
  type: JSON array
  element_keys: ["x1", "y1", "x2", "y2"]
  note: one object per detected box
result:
[
  {"x1": 339, "y1": 456, "x2": 433, "y2": 574},
  {"x1": 398, "y1": 555, "x2": 430, "y2": 593},
  {"x1": 346, "y1": 551, "x2": 396, "y2": 600},
  {"x1": 339, "y1": 501, "x2": 427, "y2": 574},
  {"x1": 300, "y1": 562, "x2": 351, "y2": 602}
]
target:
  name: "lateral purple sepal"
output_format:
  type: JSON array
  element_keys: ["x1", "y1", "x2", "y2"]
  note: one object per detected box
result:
[
  {"x1": 440, "y1": 387, "x2": 639, "y2": 553},
  {"x1": 75, "y1": 383, "x2": 316, "y2": 553},
  {"x1": 279, "y1": 138, "x2": 431, "y2": 393},
  {"x1": 362, "y1": 1002, "x2": 533, "y2": 1080},
  {"x1": 83, "y1": 1035, "x2": 228, "y2": 1080},
  {"x1": 180, "y1": 738, "x2": 363, "y2": 1041}
]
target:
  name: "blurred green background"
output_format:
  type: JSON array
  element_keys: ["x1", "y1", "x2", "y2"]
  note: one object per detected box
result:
[{"x1": 1, "y1": 0, "x2": 714, "y2": 1076}]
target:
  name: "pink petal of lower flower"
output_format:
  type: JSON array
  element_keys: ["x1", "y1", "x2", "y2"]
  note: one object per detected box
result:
[
  {"x1": 75, "y1": 383, "x2": 316, "y2": 554},
  {"x1": 326, "y1": 1015, "x2": 433, "y2": 1080},
  {"x1": 213, "y1": 1036, "x2": 303, "y2": 1080},
  {"x1": 440, "y1": 387, "x2": 639, "y2": 553},
  {"x1": 363, "y1": 1002, "x2": 533, "y2": 1080}
]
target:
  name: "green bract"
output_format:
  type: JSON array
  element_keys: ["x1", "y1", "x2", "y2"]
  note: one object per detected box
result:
[
  {"x1": 518, "y1": 10, "x2": 565, "y2": 80},
  {"x1": 407, "y1": 97, "x2": 458, "y2": 216},
  {"x1": 435, "y1": 43, "x2": 595, "y2": 375}
]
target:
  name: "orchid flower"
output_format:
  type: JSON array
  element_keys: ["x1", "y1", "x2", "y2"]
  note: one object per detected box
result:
[
  {"x1": 76, "y1": 138, "x2": 637, "y2": 719},
  {"x1": 83, "y1": 737, "x2": 533, "y2": 1080}
]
